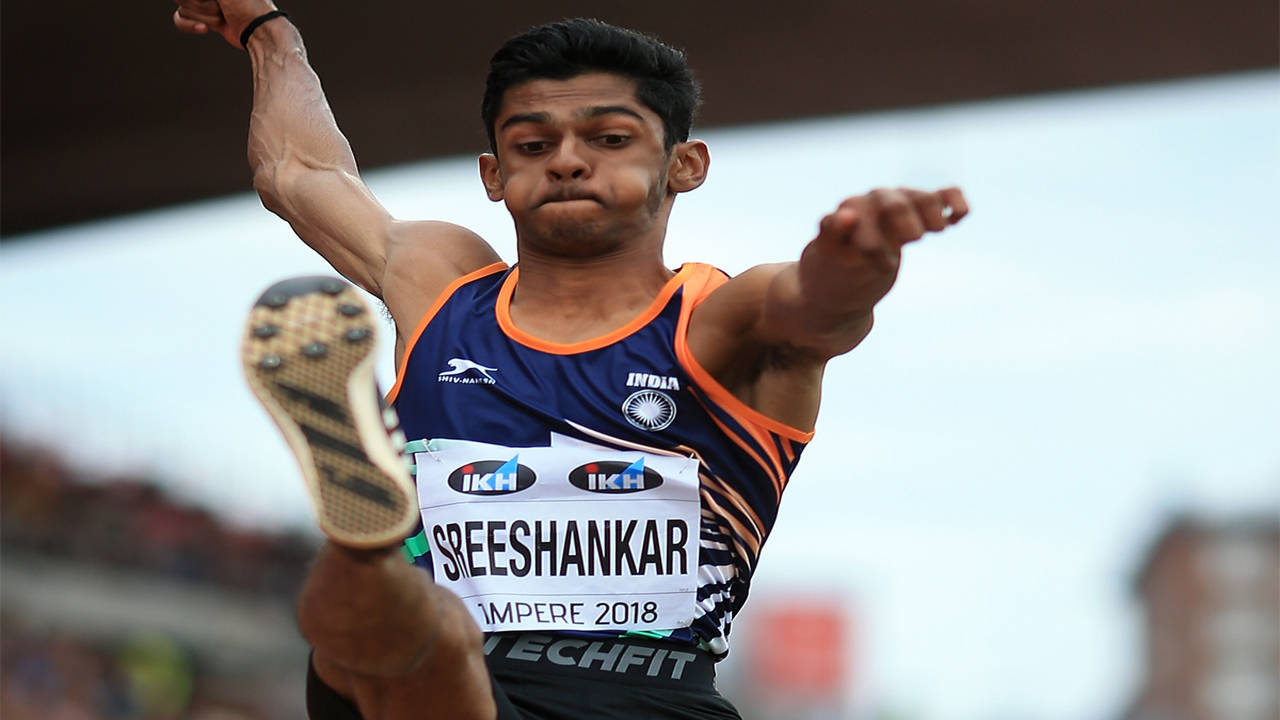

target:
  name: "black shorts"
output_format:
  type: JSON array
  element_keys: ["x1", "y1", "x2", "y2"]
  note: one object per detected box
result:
[{"x1": 306, "y1": 633, "x2": 741, "y2": 720}]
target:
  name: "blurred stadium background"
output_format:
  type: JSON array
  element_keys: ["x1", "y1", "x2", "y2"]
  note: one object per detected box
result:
[{"x1": 2, "y1": 1, "x2": 1277, "y2": 718}]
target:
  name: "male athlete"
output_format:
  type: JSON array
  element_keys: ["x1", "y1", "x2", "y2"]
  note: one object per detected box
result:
[{"x1": 174, "y1": 3, "x2": 968, "y2": 719}]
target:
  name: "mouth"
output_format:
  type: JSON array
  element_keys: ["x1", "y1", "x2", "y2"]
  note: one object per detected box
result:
[{"x1": 539, "y1": 191, "x2": 601, "y2": 207}]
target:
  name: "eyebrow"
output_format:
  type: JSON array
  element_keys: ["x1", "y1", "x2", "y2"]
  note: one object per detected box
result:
[
  {"x1": 498, "y1": 105, "x2": 646, "y2": 132},
  {"x1": 580, "y1": 105, "x2": 645, "y2": 122},
  {"x1": 499, "y1": 112, "x2": 552, "y2": 131}
]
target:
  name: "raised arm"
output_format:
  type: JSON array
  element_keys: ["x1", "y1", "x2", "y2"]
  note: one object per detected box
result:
[
  {"x1": 173, "y1": 1, "x2": 498, "y2": 307},
  {"x1": 686, "y1": 187, "x2": 969, "y2": 430}
]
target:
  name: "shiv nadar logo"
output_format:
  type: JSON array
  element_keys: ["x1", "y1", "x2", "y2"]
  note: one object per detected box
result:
[
  {"x1": 569, "y1": 457, "x2": 664, "y2": 493},
  {"x1": 438, "y1": 358, "x2": 498, "y2": 385},
  {"x1": 447, "y1": 457, "x2": 537, "y2": 495}
]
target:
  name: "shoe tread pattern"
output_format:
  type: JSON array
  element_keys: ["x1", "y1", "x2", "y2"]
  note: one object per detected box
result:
[{"x1": 242, "y1": 276, "x2": 416, "y2": 547}]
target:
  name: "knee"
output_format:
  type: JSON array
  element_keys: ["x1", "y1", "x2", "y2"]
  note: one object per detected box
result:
[
  {"x1": 346, "y1": 590, "x2": 483, "y2": 678},
  {"x1": 426, "y1": 593, "x2": 485, "y2": 661},
  {"x1": 296, "y1": 565, "x2": 483, "y2": 679}
]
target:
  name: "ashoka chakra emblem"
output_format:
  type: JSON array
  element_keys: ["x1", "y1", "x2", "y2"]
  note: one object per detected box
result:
[{"x1": 621, "y1": 389, "x2": 677, "y2": 431}]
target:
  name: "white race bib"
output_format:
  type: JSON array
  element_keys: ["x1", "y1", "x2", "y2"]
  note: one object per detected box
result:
[{"x1": 415, "y1": 439, "x2": 700, "y2": 633}]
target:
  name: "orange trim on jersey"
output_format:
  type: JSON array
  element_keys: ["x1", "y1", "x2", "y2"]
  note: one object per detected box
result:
[
  {"x1": 699, "y1": 501, "x2": 759, "y2": 568},
  {"x1": 385, "y1": 262, "x2": 509, "y2": 405},
  {"x1": 674, "y1": 264, "x2": 816, "y2": 443},
  {"x1": 780, "y1": 438, "x2": 796, "y2": 464},
  {"x1": 734, "y1": 408, "x2": 789, "y2": 484},
  {"x1": 702, "y1": 473, "x2": 765, "y2": 544},
  {"x1": 699, "y1": 395, "x2": 785, "y2": 498},
  {"x1": 494, "y1": 264, "x2": 697, "y2": 355},
  {"x1": 699, "y1": 486, "x2": 763, "y2": 565}
]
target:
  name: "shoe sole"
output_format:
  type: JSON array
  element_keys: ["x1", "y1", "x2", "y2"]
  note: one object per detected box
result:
[{"x1": 241, "y1": 276, "x2": 416, "y2": 548}]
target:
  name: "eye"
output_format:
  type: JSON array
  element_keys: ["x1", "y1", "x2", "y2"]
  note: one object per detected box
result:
[
  {"x1": 516, "y1": 141, "x2": 549, "y2": 154},
  {"x1": 596, "y1": 134, "x2": 630, "y2": 147}
]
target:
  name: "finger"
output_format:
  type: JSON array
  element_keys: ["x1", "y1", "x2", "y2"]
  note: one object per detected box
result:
[
  {"x1": 849, "y1": 200, "x2": 897, "y2": 270},
  {"x1": 173, "y1": 9, "x2": 209, "y2": 34},
  {"x1": 938, "y1": 186, "x2": 969, "y2": 224},
  {"x1": 815, "y1": 207, "x2": 858, "y2": 245},
  {"x1": 175, "y1": 0, "x2": 222, "y2": 11},
  {"x1": 176, "y1": 6, "x2": 223, "y2": 26},
  {"x1": 869, "y1": 187, "x2": 925, "y2": 244},
  {"x1": 905, "y1": 188, "x2": 947, "y2": 232},
  {"x1": 175, "y1": 0, "x2": 225, "y2": 24}
]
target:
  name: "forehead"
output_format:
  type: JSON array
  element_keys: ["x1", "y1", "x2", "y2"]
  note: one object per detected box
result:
[{"x1": 495, "y1": 72, "x2": 658, "y2": 127}]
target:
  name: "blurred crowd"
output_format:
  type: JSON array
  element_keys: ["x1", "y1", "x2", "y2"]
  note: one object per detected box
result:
[
  {"x1": 2, "y1": 442, "x2": 313, "y2": 594},
  {"x1": 2, "y1": 617, "x2": 242, "y2": 720},
  {"x1": 1, "y1": 440, "x2": 315, "y2": 719}
]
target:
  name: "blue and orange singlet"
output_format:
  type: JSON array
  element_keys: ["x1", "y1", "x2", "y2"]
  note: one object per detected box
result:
[{"x1": 388, "y1": 262, "x2": 813, "y2": 657}]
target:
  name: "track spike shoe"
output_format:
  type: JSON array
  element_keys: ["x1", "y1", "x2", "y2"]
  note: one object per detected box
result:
[{"x1": 242, "y1": 276, "x2": 417, "y2": 548}]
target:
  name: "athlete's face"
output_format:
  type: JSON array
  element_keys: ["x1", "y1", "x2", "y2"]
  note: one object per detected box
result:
[{"x1": 479, "y1": 73, "x2": 708, "y2": 257}]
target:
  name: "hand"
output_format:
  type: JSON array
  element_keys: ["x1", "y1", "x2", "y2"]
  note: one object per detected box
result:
[
  {"x1": 172, "y1": 0, "x2": 278, "y2": 49},
  {"x1": 814, "y1": 187, "x2": 969, "y2": 270}
]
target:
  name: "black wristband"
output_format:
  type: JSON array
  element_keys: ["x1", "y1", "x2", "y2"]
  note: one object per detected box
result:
[{"x1": 240, "y1": 10, "x2": 290, "y2": 50}]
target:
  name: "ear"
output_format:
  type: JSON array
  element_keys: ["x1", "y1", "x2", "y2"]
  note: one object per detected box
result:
[
  {"x1": 667, "y1": 140, "x2": 710, "y2": 194},
  {"x1": 478, "y1": 154, "x2": 504, "y2": 202}
]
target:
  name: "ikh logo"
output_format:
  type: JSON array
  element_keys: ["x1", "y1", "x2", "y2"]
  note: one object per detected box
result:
[
  {"x1": 569, "y1": 457, "x2": 664, "y2": 494},
  {"x1": 447, "y1": 457, "x2": 536, "y2": 495}
]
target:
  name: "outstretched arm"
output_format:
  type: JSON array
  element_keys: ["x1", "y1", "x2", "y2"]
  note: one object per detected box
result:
[
  {"x1": 172, "y1": 1, "x2": 496, "y2": 304},
  {"x1": 687, "y1": 187, "x2": 969, "y2": 429},
  {"x1": 762, "y1": 186, "x2": 968, "y2": 356}
]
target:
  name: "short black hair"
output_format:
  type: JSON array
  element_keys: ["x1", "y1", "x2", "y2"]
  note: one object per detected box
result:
[{"x1": 482, "y1": 18, "x2": 701, "y2": 154}]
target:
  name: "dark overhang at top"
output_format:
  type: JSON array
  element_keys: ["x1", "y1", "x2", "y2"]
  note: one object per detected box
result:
[{"x1": 2, "y1": 0, "x2": 1276, "y2": 237}]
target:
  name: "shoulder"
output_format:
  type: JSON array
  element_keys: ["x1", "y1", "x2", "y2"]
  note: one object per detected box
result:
[
  {"x1": 681, "y1": 261, "x2": 827, "y2": 434},
  {"x1": 387, "y1": 220, "x2": 501, "y2": 272},
  {"x1": 686, "y1": 262, "x2": 790, "y2": 333},
  {"x1": 682, "y1": 262, "x2": 795, "y2": 380},
  {"x1": 381, "y1": 221, "x2": 506, "y2": 340}
]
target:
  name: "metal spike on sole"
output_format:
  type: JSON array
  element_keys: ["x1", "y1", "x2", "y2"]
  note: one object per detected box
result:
[{"x1": 241, "y1": 276, "x2": 416, "y2": 548}]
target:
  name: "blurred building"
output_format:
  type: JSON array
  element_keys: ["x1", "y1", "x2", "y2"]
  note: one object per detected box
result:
[
  {"x1": 1122, "y1": 515, "x2": 1280, "y2": 720},
  {"x1": 718, "y1": 594, "x2": 856, "y2": 720}
]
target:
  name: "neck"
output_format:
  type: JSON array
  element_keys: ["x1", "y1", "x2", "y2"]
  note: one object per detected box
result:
[{"x1": 507, "y1": 242, "x2": 675, "y2": 344}]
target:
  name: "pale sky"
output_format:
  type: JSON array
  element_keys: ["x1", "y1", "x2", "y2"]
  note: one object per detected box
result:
[{"x1": 2, "y1": 70, "x2": 1277, "y2": 720}]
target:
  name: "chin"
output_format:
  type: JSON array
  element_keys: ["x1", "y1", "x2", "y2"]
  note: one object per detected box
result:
[{"x1": 525, "y1": 217, "x2": 628, "y2": 257}]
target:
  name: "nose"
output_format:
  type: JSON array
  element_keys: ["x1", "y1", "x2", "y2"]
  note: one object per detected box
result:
[{"x1": 547, "y1": 137, "x2": 589, "y2": 181}]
